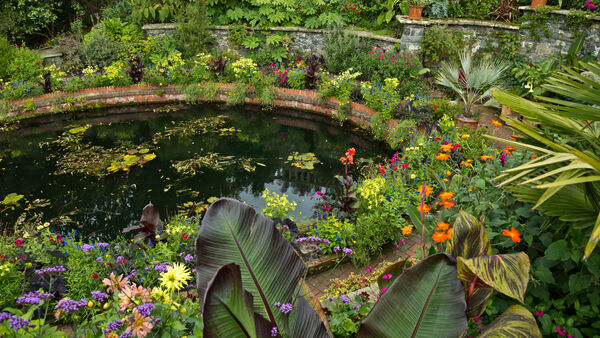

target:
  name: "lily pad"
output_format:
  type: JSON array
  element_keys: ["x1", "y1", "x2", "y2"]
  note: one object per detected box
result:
[
  {"x1": 172, "y1": 153, "x2": 236, "y2": 176},
  {"x1": 286, "y1": 152, "x2": 320, "y2": 170}
]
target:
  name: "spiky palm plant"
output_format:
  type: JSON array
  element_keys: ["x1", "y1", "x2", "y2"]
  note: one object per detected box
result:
[
  {"x1": 435, "y1": 50, "x2": 508, "y2": 118},
  {"x1": 487, "y1": 60, "x2": 600, "y2": 259}
]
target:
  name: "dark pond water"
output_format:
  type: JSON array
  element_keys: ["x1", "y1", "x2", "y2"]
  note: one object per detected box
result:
[{"x1": 0, "y1": 105, "x2": 385, "y2": 238}]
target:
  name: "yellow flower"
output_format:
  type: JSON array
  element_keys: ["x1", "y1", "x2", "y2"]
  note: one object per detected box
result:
[
  {"x1": 402, "y1": 226, "x2": 413, "y2": 236},
  {"x1": 159, "y1": 263, "x2": 191, "y2": 292},
  {"x1": 410, "y1": 174, "x2": 416, "y2": 179},
  {"x1": 151, "y1": 287, "x2": 171, "y2": 304},
  {"x1": 480, "y1": 155, "x2": 493, "y2": 161},
  {"x1": 461, "y1": 134, "x2": 470, "y2": 139}
]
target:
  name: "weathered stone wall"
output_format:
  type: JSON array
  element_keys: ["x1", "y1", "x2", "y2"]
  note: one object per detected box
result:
[
  {"x1": 142, "y1": 24, "x2": 402, "y2": 53},
  {"x1": 397, "y1": 8, "x2": 600, "y2": 61}
]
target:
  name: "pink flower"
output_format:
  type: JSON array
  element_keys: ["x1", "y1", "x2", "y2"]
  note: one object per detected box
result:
[
  {"x1": 534, "y1": 311, "x2": 544, "y2": 316},
  {"x1": 402, "y1": 163, "x2": 408, "y2": 168},
  {"x1": 381, "y1": 287, "x2": 387, "y2": 294},
  {"x1": 556, "y1": 327, "x2": 566, "y2": 336},
  {"x1": 473, "y1": 317, "x2": 481, "y2": 322},
  {"x1": 365, "y1": 266, "x2": 371, "y2": 273},
  {"x1": 15, "y1": 238, "x2": 23, "y2": 247}
]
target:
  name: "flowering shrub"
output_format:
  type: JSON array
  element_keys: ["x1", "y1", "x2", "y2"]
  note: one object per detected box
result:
[
  {"x1": 318, "y1": 68, "x2": 361, "y2": 123},
  {"x1": 323, "y1": 293, "x2": 374, "y2": 337},
  {"x1": 361, "y1": 77, "x2": 403, "y2": 120},
  {"x1": 306, "y1": 214, "x2": 354, "y2": 254},
  {"x1": 261, "y1": 188, "x2": 297, "y2": 220},
  {"x1": 231, "y1": 57, "x2": 258, "y2": 83}
]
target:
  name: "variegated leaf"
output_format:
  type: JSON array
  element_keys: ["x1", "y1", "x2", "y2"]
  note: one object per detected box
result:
[
  {"x1": 457, "y1": 253, "x2": 530, "y2": 303},
  {"x1": 447, "y1": 210, "x2": 492, "y2": 259},
  {"x1": 446, "y1": 210, "x2": 493, "y2": 318},
  {"x1": 478, "y1": 305, "x2": 542, "y2": 338}
]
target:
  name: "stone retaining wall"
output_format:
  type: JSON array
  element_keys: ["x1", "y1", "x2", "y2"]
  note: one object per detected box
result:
[
  {"x1": 142, "y1": 24, "x2": 402, "y2": 53},
  {"x1": 397, "y1": 7, "x2": 600, "y2": 61},
  {"x1": 6, "y1": 84, "x2": 395, "y2": 131}
]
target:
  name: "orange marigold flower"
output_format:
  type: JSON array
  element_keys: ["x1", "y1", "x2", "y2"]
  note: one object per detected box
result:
[
  {"x1": 347, "y1": 147, "x2": 356, "y2": 156},
  {"x1": 439, "y1": 192, "x2": 454, "y2": 201},
  {"x1": 531, "y1": 154, "x2": 538, "y2": 158},
  {"x1": 460, "y1": 160, "x2": 473, "y2": 168},
  {"x1": 432, "y1": 231, "x2": 448, "y2": 243},
  {"x1": 418, "y1": 184, "x2": 433, "y2": 197},
  {"x1": 447, "y1": 228, "x2": 453, "y2": 238},
  {"x1": 480, "y1": 155, "x2": 494, "y2": 161},
  {"x1": 436, "y1": 153, "x2": 451, "y2": 161},
  {"x1": 446, "y1": 171, "x2": 452, "y2": 176},
  {"x1": 402, "y1": 225, "x2": 413, "y2": 236},
  {"x1": 440, "y1": 200, "x2": 455, "y2": 209},
  {"x1": 492, "y1": 120, "x2": 502, "y2": 127},
  {"x1": 436, "y1": 222, "x2": 450, "y2": 231},
  {"x1": 340, "y1": 156, "x2": 346, "y2": 163},
  {"x1": 417, "y1": 204, "x2": 430, "y2": 213},
  {"x1": 440, "y1": 144, "x2": 453, "y2": 152},
  {"x1": 502, "y1": 227, "x2": 521, "y2": 243}
]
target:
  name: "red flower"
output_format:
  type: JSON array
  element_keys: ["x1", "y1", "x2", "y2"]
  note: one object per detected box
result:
[
  {"x1": 182, "y1": 233, "x2": 188, "y2": 240},
  {"x1": 15, "y1": 238, "x2": 23, "y2": 247},
  {"x1": 92, "y1": 273, "x2": 99, "y2": 280}
]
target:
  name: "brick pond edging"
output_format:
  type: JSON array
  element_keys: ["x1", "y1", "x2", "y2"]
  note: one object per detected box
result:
[{"x1": 6, "y1": 84, "x2": 396, "y2": 131}]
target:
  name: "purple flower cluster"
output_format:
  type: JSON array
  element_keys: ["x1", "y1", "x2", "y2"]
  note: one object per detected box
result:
[
  {"x1": 273, "y1": 301, "x2": 293, "y2": 314},
  {"x1": 296, "y1": 237, "x2": 307, "y2": 243},
  {"x1": 54, "y1": 298, "x2": 87, "y2": 313},
  {"x1": 333, "y1": 246, "x2": 341, "y2": 252},
  {"x1": 352, "y1": 303, "x2": 360, "y2": 310},
  {"x1": 116, "y1": 256, "x2": 126, "y2": 264},
  {"x1": 91, "y1": 291, "x2": 108, "y2": 302},
  {"x1": 17, "y1": 290, "x2": 54, "y2": 305},
  {"x1": 97, "y1": 242, "x2": 109, "y2": 249},
  {"x1": 102, "y1": 319, "x2": 123, "y2": 334},
  {"x1": 271, "y1": 326, "x2": 278, "y2": 337},
  {"x1": 340, "y1": 296, "x2": 350, "y2": 304},
  {"x1": 308, "y1": 236, "x2": 322, "y2": 243},
  {"x1": 35, "y1": 265, "x2": 66, "y2": 275},
  {"x1": 80, "y1": 244, "x2": 93, "y2": 253},
  {"x1": 184, "y1": 254, "x2": 194, "y2": 263},
  {"x1": 136, "y1": 303, "x2": 155, "y2": 317},
  {"x1": 307, "y1": 244, "x2": 322, "y2": 251},
  {"x1": 342, "y1": 248, "x2": 353, "y2": 255},
  {"x1": 96, "y1": 257, "x2": 103, "y2": 262},
  {"x1": 0, "y1": 312, "x2": 30, "y2": 330},
  {"x1": 127, "y1": 269, "x2": 136, "y2": 279},
  {"x1": 152, "y1": 262, "x2": 170, "y2": 273},
  {"x1": 120, "y1": 331, "x2": 133, "y2": 338}
]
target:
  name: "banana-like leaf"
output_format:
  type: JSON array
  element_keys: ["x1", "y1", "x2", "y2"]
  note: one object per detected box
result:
[
  {"x1": 196, "y1": 198, "x2": 328, "y2": 336},
  {"x1": 457, "y1": 253, "x2": 530, "y2": 303},
  {"x1": 446, "y1": 210, "x2": 493, "y2": 318},
  {"x1": 446, "y1": 210, "x2": 491, "y2": 259},
  {"x1": 291, "y1": 297, "x2": 329, "y2": 338},
  {"x1": 202, "y1": 263, "x2": 273, "y2": 338},
  {"x1": 477, "y1": 305, "x2": 542, "y2": 338},
  {"x1": 357, "y1": 253, "x2": 468, "y2": 338}
]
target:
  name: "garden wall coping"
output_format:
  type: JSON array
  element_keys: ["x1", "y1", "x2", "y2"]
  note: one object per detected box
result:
[
  {"x1": 5, "y1": 84, "x2": 396, "y2": 131},
  {"x1": 395, "y1": 15, "x2": 520, "y2": 30},
  {"x1": 519, "y1": 6, "x2": 600, "y2": 21}
]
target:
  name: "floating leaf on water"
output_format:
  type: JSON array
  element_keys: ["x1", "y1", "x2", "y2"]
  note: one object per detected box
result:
[
  {"x1": 286, "y1": 152, "x2": 320, "y2": 170},
  {"x1": 139, "y1": 148, "x2": 150, "y2": 154},
  {"x1": 153, "y1": 115, "x2": 233, "y2": 143},
  {"x1": 68, "y1": 125, "x2": 90, "y2": 134},
  {"x1": 1, "y1": 193, "x2": 24, "y2": 206},
  {"x1": 237, "y1": 157, "x2": 256, "y2": 172},
  {"x1": 143, "y1": 153, "x2": 156, "y2": 161},
  {"x1": 172, "y1": 153, "x2": 236, "y2": 176}
]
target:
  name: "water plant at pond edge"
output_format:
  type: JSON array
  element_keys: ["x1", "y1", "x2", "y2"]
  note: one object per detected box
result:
[
  {"x1": 286, "y1": 152, "x2": 320, "y2": 170},
  {"x1": 40, "y1": 125, "x2": 157, "y2": 177},
  {"x1": 194, "y1": 198, "x2": 540, "y2": 337}
]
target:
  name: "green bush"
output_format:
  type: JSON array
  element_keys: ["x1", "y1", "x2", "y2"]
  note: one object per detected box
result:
[
  {"x1": 226, "y1": 82, "x2": 248, "y2": 105},
  {"x1": 323, "y1": 21, "x2": 361, "y2": 74},
  {"x1": 420, "y1": 25, "x2": 465, "y2": 67},
  {"x1": 80, "y1": 26, "x2": 121, "y2": 68},
  {"x1": 427, "y1": 98, "x2": 460, "y2": 120},
  {"x1": 0, "y1": 36, "x2": 15, "y2": 81},
  {"x1": 1, "y1": 81, "x2": 43, "y2": 100},
  {"x1": 7, "y1": 46, "x2": 43, "y2": 83},
  {"x1": 183, "y1": 82, "x2": 219, "y2": 103}
]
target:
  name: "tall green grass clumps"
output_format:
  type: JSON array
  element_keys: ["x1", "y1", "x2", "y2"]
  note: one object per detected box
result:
[
  {"x1": 250, "y1": 73, "x2": 276, "y2": 108},
  {"x1": 183, "y1": 82, "x2": 219, "y2": 104},
  {"x1": 0, "y1": 99, "x2": 14, "y2": 121},
  {"x1": 226, "y1": 82, "x2": 248, "y2": 105},
  {"x1": 323, "y1": 21, "x2": 360, "y2": 74}
]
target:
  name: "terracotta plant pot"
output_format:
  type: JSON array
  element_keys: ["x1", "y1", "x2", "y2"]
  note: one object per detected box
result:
[
  {"x1": 456, "y1": 116, "x2": 479, "y2": 130},
  {"x1": 500, "y1": 105, "x2": 515, "y2": 119},
  {"x1": 530, "y1": 0, "x2": 547, "y2": 8},
  {"x1": 408, "y1": 5, "x2": 424, "y2": 20}
]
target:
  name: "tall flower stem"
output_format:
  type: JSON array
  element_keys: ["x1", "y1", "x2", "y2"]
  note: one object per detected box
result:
[{"x1": 420, "y1": 186, "x2": 426, "y2": 260}]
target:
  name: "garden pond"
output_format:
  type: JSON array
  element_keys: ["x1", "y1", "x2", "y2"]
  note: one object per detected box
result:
[{"x1": 0, "y1": 105, "x2": 386, "y2": 238}]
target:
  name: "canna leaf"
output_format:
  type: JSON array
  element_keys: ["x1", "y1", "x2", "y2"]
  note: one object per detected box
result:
[
  {"x1": 478, "y1": 305, "x2": 542, "y2": 338},
  {"x1": 456, "y1": 252, "x2": 530, "y2": 303}
]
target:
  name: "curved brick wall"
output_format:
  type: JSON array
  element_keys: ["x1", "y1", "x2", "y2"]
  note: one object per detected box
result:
[{"x1": 7, "y1": 84, "x2": 396, "y2": 130}]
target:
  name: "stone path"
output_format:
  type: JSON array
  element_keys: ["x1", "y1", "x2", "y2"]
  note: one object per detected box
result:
[{"x1": 306, "y1": 235, "x2": 422, "y2": 299}]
